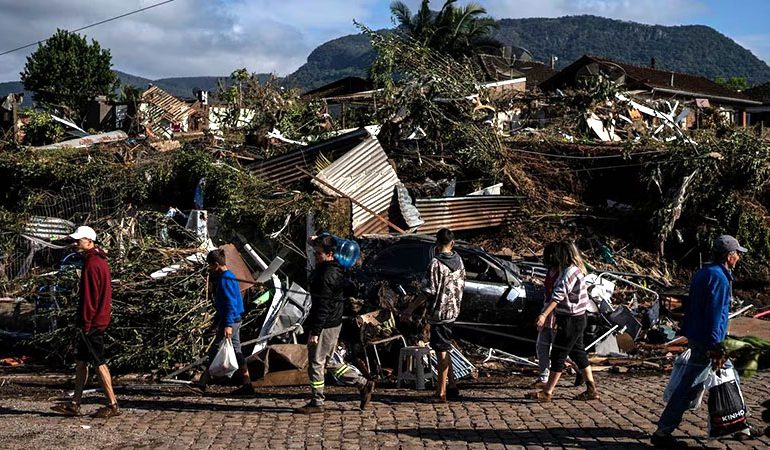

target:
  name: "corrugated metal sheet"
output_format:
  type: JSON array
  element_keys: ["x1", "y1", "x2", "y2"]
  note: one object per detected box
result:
[
  {"x1": 313, "y1": 136, "x2": 401, "y2": 236},
  {"x1": 252, "y1": 128, "x2": 370, "y2": 186},
  {"x1": 414, "y1": 196, "x2": 521, "y2": 234},
  {"x1": 33, "y1": 131, "x2": 128, "y2": 150},
  {"x1": 430, "y1": 346, "x2": 476, "y2": 380},
  {"x1": 23, "y1": 216, "x2": 76, "y2": 240}
]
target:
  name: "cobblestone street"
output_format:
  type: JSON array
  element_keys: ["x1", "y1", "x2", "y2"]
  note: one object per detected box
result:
[{"x1": 1, "y1": 371, "x2": 769, "y2": 449}]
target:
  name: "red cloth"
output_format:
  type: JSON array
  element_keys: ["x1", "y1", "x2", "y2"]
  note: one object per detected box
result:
[
  {"x1": 542, "y1": 268, "x2": 559, "y2": 328},
  {"x1": 543, "y1": 269, "x2": 558, "y2": 305},
  {"x1": 77, "y1": 247, "x2": 112, "y2": 332}
]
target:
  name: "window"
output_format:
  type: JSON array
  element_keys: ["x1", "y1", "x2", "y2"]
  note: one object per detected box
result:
[{"x1": 369, "y1": 244, "x2": 430, "y2": 275}]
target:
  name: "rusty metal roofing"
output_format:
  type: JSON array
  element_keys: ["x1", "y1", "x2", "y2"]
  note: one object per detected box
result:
[
  {"x1": 141, "y1": 85, "x2": 193, "y2": 123},
  {"x1": 252, "y1": 128, "x2": 370, "y2": 186},
  {"x1": 414, "y1": 196, "x2": 521, "y2": 234},
  {"x1": 313, "y1": 135, "x2": 401, "y2": 236}
]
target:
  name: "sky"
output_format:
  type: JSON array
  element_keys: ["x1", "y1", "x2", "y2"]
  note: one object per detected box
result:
[{"x1": 0, "y1": 0, "x2": 768, "y2": 82}]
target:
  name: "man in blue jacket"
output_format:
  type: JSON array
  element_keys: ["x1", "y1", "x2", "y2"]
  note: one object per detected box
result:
[
  {"x1": 190, "y1": 249, "x2": 252, "y2": 395},
  {"x1": 651, "y1": 235, "x2": 754, "y2": 447}
]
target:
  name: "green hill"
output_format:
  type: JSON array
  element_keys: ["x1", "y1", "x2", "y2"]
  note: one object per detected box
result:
[
  {"x1": 491, "y1": 15, "x2": 770, "y2": 85},
  {"x1": 283, "y1": 15, "x2": 770, "y2": 91}
]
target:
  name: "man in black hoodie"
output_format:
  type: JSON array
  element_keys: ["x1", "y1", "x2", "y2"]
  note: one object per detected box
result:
[
  {"x1": 295, "y1": 234, "x2": 375, "y2": 414},
  {"x1": 425, "y1": 228, "x2": 466, "y2": 403}
]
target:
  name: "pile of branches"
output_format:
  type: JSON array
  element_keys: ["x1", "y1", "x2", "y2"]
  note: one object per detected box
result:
[{"x1": 0, "y1": 140, "x2": 329, "y2": 371}]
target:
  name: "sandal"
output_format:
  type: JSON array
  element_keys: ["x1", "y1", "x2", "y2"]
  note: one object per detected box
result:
[
  {"x1": 91, "y1": 403, "x2": 122, "y2": 418},
  {"x1": 575, "y1": 389, "x2": 600, "y2": 401},
  {"x1": 50, "y1": 402, "x2": 80, "y2": 416},
  {"x1": 525, "y1": 391, "x2": 552, "y2": 402}
]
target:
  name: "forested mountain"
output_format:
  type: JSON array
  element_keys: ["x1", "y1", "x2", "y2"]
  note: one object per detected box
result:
[{"x1": 492, "y1": 16, "x2": 770, "y2": 84}]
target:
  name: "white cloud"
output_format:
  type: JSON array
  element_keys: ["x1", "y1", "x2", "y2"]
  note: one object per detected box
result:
[{"x1": 0, "y1": 0, "x2": 381, "y2": 82}]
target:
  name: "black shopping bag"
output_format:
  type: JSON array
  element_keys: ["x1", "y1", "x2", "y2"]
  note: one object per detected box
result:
[{"x1": 706, "y1": 367, "x2": 748, "y2": 438}]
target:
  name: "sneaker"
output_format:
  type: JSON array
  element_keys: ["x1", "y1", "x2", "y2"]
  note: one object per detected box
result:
[
  {"x1": 733, "y1": 425, "x2": 760, "y2": 441},
  {"x1": 359, "y1": 380, "x2": 375, "y2": 410},
  {"x1": 446, "y1": 386, "x2": 461, "y2": 400},
  {"x1": 230, "y1": 384, "x2": 255, "y2": 397},
  {"x1": 295, "y1": 402, "x2": 324, "y2": 414},
  {"x1": 50, "y1": 402, "x2": 80, "y2": 416},
  {"x1": 91, "y1": 404, "x2": 122, "y2": 419},
  {"x1": 650, "y1": 432, "x2": 686, "y2": 448}
]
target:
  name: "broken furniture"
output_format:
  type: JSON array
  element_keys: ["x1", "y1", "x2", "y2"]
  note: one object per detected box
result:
[
  {"x1": 587, "y1": 272, "x2": 657, "y2": 340},
  {"x1": 397, "y1": 346, "x2": 434, "y2": 390},
  {"x1": 356, "y1": 309, "x2": 407, "y2": 379},
  {"x1": 429, "y1": 345, "x2": 478, "y2": 380},
  {"x1": 247, "y1": 344, "x2": 309, "y2": 387}
]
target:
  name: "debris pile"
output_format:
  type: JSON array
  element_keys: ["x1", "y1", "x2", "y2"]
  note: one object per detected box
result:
[{"x1": 1, "y1": 29, "x2": 769, "y2": 383}]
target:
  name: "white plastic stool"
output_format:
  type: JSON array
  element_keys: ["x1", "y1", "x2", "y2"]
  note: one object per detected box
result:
[{"x1": 397, "y1": 346, "x2": 434, "y2": 390}]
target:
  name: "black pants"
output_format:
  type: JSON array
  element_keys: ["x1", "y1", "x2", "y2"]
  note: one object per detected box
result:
[{"x1": 549, "y1": 313, "x2": 590, "y2": 372}]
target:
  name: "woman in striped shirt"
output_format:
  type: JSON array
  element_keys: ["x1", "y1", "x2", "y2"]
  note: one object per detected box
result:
[{"x1": 527, "y1": 241, "x2": 600, "y2": 402}]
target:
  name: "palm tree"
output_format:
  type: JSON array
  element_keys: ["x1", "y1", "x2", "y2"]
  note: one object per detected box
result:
[
  {"x1": 390, "y1": 0, "x2": 499, "y2": 57},
  {"x1": 390, "y1": 0, "x2": 435, "y2": 46}
]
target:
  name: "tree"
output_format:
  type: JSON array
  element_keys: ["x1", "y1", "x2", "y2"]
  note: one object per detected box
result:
[
  {"x1": 118, "y1": 84, "x2": 142, "y2": 103},
  {"x1": 715, "y1": 75, "x2": 749, "y2": 92},
  {"x1": 390, "y1": 0, "x2": 499, "y2": 58},
  {"x1": 20, "y1": 29, "x2": 119, "y2": 120}
]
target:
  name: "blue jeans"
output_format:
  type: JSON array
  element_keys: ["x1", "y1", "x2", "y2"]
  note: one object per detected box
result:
[{"x1": 657, "y1": 343, "x2": 733, "y2": 435}]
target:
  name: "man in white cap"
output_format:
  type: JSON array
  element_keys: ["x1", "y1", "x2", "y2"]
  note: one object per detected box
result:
[
  {"x1": 51, "y1": 226, "x2": 121, "y2": 418},
  {"x1": 651, "y1": 235, "x2": 756, "y2": 447}
]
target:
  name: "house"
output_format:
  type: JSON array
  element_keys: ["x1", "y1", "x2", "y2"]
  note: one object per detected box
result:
[
  {"x1": 744, "y1": 80, "x2": 770, "y2": 127},
  {"x1": 302, "y1": 77, "x2": 379, "y2": 129},
  {"x1": 139, "y1": 85, "x2": 203, "y2": 138},
  {"x1": 477, "y1": 53, "x2": 555, "y2": 92},
  {"x1": 540, "y1": 55, "x2": 762, "y2": 127}
]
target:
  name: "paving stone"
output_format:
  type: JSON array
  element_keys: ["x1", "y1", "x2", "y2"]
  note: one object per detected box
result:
[{"x1": 1, "y1": 372, "x2": 769, "y2": 449}]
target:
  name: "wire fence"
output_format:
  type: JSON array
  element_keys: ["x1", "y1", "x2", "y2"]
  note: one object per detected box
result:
[{"x1": 1, "y1": 187, "x2": 121, "y2": 282}]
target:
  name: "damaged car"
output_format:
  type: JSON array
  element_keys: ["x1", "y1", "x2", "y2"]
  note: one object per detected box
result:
[{"x1": 352, "y1": 235, "x2": 543, "y2": 320}]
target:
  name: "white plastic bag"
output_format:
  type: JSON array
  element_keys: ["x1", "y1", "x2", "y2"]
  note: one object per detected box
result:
[
  {"x1": 663, "y1": 349, "x2": 706, "y2": 410},
  {"x1": 209, "y1": 338, "x2": 239, "y2": 378}
]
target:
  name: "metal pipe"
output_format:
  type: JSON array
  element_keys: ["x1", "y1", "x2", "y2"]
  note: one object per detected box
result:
[
  {"x1": 161, "y1": 324, "x2": 301, "y2": 380},
  {"x1": 584, "y1": 324, "x2": 622, "y2": 352}
]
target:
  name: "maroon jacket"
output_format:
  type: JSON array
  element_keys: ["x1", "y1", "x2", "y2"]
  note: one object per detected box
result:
[{"x1": 77, "y1": 247, "x2": 112, "y2": 332}]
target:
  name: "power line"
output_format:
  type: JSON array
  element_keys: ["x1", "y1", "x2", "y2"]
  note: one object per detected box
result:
[{"x1": 0, "y1": 0, "x2": 177, "y2": 57}]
